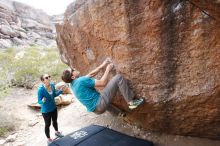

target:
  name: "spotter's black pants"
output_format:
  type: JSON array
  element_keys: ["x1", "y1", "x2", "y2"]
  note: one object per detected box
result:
[{"x1": 42, "y1": 109, "x2": 58, "y2": 138}]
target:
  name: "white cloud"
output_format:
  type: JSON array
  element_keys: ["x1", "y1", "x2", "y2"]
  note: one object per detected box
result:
[{"x1": 14, "y1": 0, "x2": 74, "y2": 15}]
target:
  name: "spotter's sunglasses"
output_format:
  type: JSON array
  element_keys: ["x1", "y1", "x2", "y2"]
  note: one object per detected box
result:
[{"x1": 44, "y1": 76, "x2": 51, "y2": 80}]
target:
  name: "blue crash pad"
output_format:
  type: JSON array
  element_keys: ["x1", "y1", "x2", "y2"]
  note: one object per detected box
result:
[{"x1": 49, "y1": 125, "x2": 154, "y2": 146}]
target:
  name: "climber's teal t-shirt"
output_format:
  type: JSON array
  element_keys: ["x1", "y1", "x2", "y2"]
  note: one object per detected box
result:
[{"x1": 70, "y1": 76, "x2": 100, "y2": 112}]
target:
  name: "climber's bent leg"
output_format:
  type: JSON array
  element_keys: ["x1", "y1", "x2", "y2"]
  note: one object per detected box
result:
[{"x1": 94, "y1": 74, "x2": 134, "y2": 114}]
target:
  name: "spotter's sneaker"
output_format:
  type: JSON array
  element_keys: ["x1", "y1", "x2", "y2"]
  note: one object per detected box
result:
[
  {"x1": 47, "y1": 138, "x2": 53, "y2": 145},
  {"x1": 128, "y1": 98, "x2": 144, "y2": 110},
  {"x1": 55, "y1": 131, "x2": 64, "y2": 138}
]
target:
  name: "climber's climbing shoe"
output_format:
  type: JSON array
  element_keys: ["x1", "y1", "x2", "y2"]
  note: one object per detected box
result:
[{"x1": 128, "y1": 98, "x2": 144, "y2": 110}]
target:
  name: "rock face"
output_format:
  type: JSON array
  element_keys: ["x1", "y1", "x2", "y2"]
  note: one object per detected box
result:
[
  {"x1": 188, "y1": 0, "x2": 220, "y2": 22},
  {"x1": 56, "y1": 0, "x2": 220, "y2": 139},
  {"x1": 0, "y1": 0, "x2": 61, "y2": 49}
]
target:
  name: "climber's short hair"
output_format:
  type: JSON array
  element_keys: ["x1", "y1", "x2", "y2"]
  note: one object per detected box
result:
[{"x1": 62, "y1": 68, "x2": 74, "y2": 83}]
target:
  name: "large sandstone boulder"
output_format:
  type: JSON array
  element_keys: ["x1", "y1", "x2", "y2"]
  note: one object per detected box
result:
[{"x1": 56, "y1": 0, "x2": 220, "y2": 139}]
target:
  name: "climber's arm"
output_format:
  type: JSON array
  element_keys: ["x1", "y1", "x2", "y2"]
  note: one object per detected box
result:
[
  {"x1": 95, "y1": 63, "x2": 113, "y2": 87},
  {"x1": 86, "y1": 58, "x2": 111, "y2": 77}
]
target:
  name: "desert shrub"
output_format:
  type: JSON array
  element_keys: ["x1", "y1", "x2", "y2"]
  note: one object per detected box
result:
[
  {"x1": 0, "y1": 48, "x2": 16, "y2": 97},
  {"x1": 0, "y1": 46, "x2": 68, "y2": 97},
  {"x1": 0, "y1": 112, "x2": 16, "y2": 137}
]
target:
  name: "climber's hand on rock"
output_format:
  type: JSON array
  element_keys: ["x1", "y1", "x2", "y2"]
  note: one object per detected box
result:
[
  {"x1": 101, "y1": 58, "x2": 112, "y2": 68},
  {"x1": 105, "y1": 57, "x2": 112, "y2": 63},
  {"x1": 106, "y1": 63, "x2": 114, "y2": 71}
]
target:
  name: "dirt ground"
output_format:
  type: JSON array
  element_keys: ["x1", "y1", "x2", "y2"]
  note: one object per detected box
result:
[{"x1": 0, "y1": 87, "x2": 220, "y2": 146}]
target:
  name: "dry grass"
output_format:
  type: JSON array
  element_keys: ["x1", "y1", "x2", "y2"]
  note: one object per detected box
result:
[
  {"x1": 0, "y1": 46, "x2": 68, "y2": 97},
  {"x1": 0, "y1": 112, "x2": 16, "y2": 137}
]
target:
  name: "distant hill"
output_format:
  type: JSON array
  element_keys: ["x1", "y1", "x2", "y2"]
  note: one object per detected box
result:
[{"x1": 0, "y1": 0, "x2": 64, "y2": 49}]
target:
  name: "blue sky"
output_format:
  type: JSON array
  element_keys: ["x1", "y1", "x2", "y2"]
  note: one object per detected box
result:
[{"x1": 14, "y1": 0, "x2": 74, "y2": 15}]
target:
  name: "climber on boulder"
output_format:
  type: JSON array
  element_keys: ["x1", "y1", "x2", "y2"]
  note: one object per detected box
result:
[{"x1": 61, "y1": 58, "x2": 144, "y2": 114}]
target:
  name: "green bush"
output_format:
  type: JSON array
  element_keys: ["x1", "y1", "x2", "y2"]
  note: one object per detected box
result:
[
  {"x1": 0, "y1": 126, "x2": 14, "y2": 137},
  {"x1": 0, "y1": 48, "x2": 15, "y2": 97},
  {"x1": 0, "y1": 112, "x2": 16, "y2": 137},
  {"x1": 0, "y1": 46, "x2": 68, "y2": 97}
]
